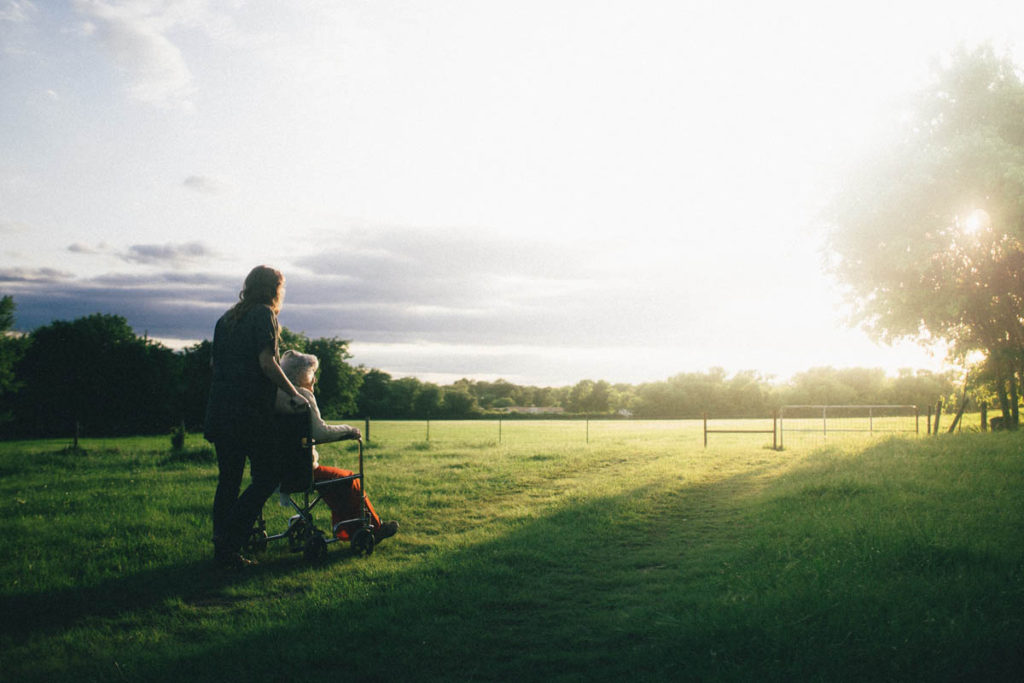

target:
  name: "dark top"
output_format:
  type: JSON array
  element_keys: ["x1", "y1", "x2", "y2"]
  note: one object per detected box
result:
[{"x1": 203, "y1": 304, "x2": 279, "y2": 443}]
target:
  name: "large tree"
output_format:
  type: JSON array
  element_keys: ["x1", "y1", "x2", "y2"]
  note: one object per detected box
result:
[
  {"x1": 0, "y1": 295, "x2": 28, "y2": 425},
  {"x1": 356, "y1": 368, "x2": 393, "y2": 418},
  {"x1": 9, "y1": 314, "x2": 180, "y2": 437},
  {"x1": 827, "y1": 45, "x2": 1024, "y2": 425},
  {"x1": 306, "y1": 337, "x2": 362, "y2": 418},
  {"x1": 179, "y1": 340, "x2": 212, "y2": 430}
]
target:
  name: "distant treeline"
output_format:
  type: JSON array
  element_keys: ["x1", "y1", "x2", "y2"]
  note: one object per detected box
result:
[{"x1": 0, "y1": 297, "x2": 960, "y2": 438}]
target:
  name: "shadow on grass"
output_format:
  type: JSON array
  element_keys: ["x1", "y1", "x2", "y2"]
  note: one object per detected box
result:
[
  {"x1": 6, "y1": 447, "x2": 1024, "y2": 683},
  {"x1": 0, "y1": 540, "x2": 366, "y2": 645},
  {"x1": 1, "y1": 465, "x2": 768, "y2": 681}
]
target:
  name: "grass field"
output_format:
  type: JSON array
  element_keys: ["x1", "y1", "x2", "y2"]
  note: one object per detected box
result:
[{"x1": 1, "y1": 420, "x2": 1022, "y2": 681}]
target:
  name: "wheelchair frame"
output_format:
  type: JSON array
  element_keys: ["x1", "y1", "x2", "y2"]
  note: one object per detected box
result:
[{"x1": 246, "y1": 413, "x2": 376, "y2": 561}]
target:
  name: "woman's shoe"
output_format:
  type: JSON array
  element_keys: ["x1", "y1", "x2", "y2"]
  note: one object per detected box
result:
[{"x1": 374, "y1": 521, "x2": 399, "y2": 542}]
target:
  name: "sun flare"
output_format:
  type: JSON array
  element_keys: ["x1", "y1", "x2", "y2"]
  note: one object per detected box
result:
[{"x1": 962, "y1": 208, "x2": 991, "y2": 234}]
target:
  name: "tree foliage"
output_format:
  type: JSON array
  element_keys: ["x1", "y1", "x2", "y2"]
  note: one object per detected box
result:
[
  {"x1": 179, "y1": 340, "x2": 211, "y2": 430},
  {"x1": 306, "y1": 337, "x2": 361, "y2": 417},
  {"x1": 0, "y1": 310, "x2": 365, "y2": 438},
  {"x1": 0, "y1": 295, "x2": 29, "y2": 424},
  {"x1": 356, "y1": 369, "x2": 394, "y2": 418},
  {"x1": 442, "y1": 382, "x2": 481, "y2": 417},
  {"x1": 8, "y1": 314, "x2": 181, "y2": 437},
  {"x1": 345, "y1": 367, "x2": 956, "y2": 420},
  {"x1": 827, "y1": 45, "x2": 1024, "y2": 424},
  {"x1": 0, "y1": 298, "x2": 961, "y2": 437},
  {"x1": 632, "y1": 368, "x2": 773, "y2": 419}
]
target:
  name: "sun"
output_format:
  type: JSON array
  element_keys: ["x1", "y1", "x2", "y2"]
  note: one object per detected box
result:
[{"x1": 961, "y1": 208, "x2": 991, "y2": 235}]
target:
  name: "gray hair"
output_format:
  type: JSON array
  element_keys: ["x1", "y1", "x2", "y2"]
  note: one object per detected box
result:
[{"x1": 280, "y1": 349, "x2": 319, "y2": 386}]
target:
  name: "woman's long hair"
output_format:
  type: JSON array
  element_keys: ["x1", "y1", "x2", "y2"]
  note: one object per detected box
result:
[{"x1": 224, "y1": 265, "x2": 284, "y2": 325}]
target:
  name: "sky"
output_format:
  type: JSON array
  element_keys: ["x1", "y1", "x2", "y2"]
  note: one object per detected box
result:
[{"x1": 2, "y1": 0, "x2": 1024, "y2": 387}]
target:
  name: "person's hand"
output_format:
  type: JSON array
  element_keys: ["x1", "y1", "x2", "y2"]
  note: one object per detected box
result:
[{"x1": 288, "y1": 394, "x2": 309, "y2": 413}]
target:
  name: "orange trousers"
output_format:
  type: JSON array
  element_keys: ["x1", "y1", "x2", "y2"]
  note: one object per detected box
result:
[{"x1": 313, "y1": 465, "x2": 382, "y2": 540}]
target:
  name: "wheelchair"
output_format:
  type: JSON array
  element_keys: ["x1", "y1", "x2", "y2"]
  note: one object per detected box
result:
[{"x1": 245, "y1": 412, "x2": 376, "y2": 561}]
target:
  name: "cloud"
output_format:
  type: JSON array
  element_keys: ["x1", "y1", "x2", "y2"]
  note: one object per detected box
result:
[
  {"x1": 1, "y1": 269, "x2": 235, "y2": 338},
  {"x1": 67, "y1": 241, "x2": 112, "y2": 254},
  {"x1": 0, "y1": 243, "x2": 905, "y2": 386},
  {"x1": 0, "y1": 224, "x2": 762, "y2": 382},
  {"x1": 120, "y1": 241, "x2": 214, "y2": 266},
  {"x1": 284, "y1": 225, "x2": 700, "y2": 349},
  {"x1": 0, "y1": 218, "x2": 32, "y2": 233},
  {"x1": 69, "y1": 240, "x2": 215, "y2": 266},
  {"x1": 0, "y1": 267, "x2": 74, "y2": 283},
  {"x1": 2, "y1": 224, "x2": 684, "y2": 355},
  {"x1": 0, "y1": 0, "x2": 37, "y2": 57},
  {"x1": 295, "y1": 226, "x2": 608, "y2": 304},
  {"x1": 0, "y1": 0, "x2": 35, "y2": 23},
  {"x1": 182, "y1": 174, "x2": 228, "y2": 194},
  {"x1": 71, "y1": 0, "x2": 193, "y2": 106}
]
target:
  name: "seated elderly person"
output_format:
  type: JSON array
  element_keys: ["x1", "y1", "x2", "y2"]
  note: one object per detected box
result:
[{"x1": 274, "y1": 350, "x2": 398, "y2": 544}]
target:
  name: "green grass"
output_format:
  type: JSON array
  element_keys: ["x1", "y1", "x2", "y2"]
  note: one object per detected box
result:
[{"x1": 1, "y1": 423, "x2": 1022, "y2": 681}]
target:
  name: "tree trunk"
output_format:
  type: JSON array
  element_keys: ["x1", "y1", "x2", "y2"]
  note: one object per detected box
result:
[
  {"x1": 1010, "y1": 373, "x2": 1020, "y2": 429},
  {"x1": 948, "y1": 394, "x2": 969, "y2": 433},
  {"x1": 996, "y1": 372, "x2": 1011, "y2": 425}
]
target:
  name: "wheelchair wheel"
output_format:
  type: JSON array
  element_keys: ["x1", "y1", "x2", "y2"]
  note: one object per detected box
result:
[
  {"x1": 244, "y1": 528, "x2": 268, "y2": 555},
  {"x1": 303, "y1": 532, "x2": 328, "y2": 562},
  {"x1": 287, "y1": 517, "x2": 307, "y2": 553},
  {"x1": 351, "y1": 528, "x2": 375, "y2": 557}
]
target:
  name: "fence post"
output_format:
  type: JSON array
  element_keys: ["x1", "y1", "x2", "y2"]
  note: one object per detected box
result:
[
  {"x1": 426, "y1": 419, "x2": 430, "y2": 442},
  {"x1": 915, "y1": 405, "x2": 920, "y2": 435},
  {"x1": 703, "y1": 412, "x2": 707, "y2": 448},
  {"x1": 498, "y1": 417, "x2": 502, "y2": 443},
  {"x1": 586, "y1": 416, "x2": 590, "y2": 444},
  {"x1": 772, "y1": 409, "x2": 778, "y2": 450},
  {"x1": 981, "y1": 401, "x2": 988, "y2": 431},
  {"x1": 364, "y1": 418, "x2": 370, "y2": 443},
  {"x1": 933, "y1": 400, "x2": 942, "y2": 436},
  {"x1": 927, "y1": 406, "x2": 932, "y2": 435}
]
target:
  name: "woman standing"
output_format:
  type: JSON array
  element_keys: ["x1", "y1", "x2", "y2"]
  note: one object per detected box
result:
[{"x1": 204, "y1": 265, "x2": 308, "y2": 569}]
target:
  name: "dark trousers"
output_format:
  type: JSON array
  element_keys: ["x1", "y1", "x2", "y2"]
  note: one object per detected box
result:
[{"x1": 212, "y1": 429, "x2": 281, "y2": 554}]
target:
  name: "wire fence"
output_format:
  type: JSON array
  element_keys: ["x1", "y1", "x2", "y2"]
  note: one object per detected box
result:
[
  {"x1": 346, "y1": 406, "x2": 954, "y2": 451},
  {"x1": 349, "y1": 418, "x2": 701, "y2": 448},
  {"x1": 777, "y1": 404, "x2": 920, "y2": 450}
]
